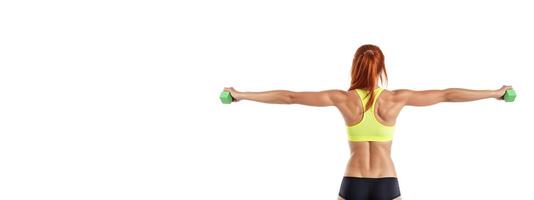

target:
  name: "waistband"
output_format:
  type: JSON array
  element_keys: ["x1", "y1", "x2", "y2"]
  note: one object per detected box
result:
[{"x1": 342, "y1": 176, "x2": 398, "y2": 182}]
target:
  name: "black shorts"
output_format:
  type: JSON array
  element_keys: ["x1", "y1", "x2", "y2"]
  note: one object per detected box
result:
[{"x1": 339, "y1": 176, "x2": 401, "y2": 200}]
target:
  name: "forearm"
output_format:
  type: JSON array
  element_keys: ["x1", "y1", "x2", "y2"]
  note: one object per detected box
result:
[
  {"x1": 235, "y1": 90, "x2": 292, "y2": 104},
  {"x1": 445, "y1": 88, "x2": 498, "y2": 102}
]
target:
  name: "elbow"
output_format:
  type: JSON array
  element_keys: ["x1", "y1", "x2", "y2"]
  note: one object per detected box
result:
[
  {"x1": 443, "y1": 89, "x2": 452, "y2": 102},
  {"x1": 285, "y1": 91, "x2": 295, "y2": 104},
  {"x1": 444, "y1": 88, "x2": 464, "y2": 102}
]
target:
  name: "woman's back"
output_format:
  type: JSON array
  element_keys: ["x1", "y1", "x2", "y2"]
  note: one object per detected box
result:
[{"x1": 342, "y1": 88, "x2": 402, "y2": 177}]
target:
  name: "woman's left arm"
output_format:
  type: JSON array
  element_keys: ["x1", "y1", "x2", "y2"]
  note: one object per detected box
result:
[{"x1": 226, "y1": 87, "x2": 347, "y2": 107}]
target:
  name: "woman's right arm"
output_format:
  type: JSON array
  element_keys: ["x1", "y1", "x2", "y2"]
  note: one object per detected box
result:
[{"x1": 394, "y1": 85, "x2": 513, "y2": 106}]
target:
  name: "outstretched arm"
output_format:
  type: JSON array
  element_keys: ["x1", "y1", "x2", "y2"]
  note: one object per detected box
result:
[
  {"x1": 225, "y1": 87, "x2": 347, "y2": 107},
  {"x1": 393, "y1": 85, "x2": 513, "y2": 107}
]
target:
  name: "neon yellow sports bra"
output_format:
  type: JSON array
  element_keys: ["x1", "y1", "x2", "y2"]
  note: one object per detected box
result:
[{"x1": 346, "y1": 87, "x2": 396, "y2": 142}]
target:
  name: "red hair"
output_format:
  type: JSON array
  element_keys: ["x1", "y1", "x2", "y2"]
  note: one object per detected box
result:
[{"x1": 348, "y1": 44, "x2": 389, "y2": 112}]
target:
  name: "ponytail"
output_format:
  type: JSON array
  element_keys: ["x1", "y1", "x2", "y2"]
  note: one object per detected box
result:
[{"x1": 348, "y1": 45, "x2": 388, "y2": 112}]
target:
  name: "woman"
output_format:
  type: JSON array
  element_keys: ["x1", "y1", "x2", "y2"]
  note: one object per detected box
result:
[{"x1": 223, "y1": 44, "x2": 512, "y2": 200}]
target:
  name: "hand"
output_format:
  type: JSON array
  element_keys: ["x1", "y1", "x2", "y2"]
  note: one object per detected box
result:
[
  {"x1": 223, "y1": 87, "x2": 241, "y2": 102},
  {"x1": 494, "y1": 85, "x2": 513, "y2": 100}
]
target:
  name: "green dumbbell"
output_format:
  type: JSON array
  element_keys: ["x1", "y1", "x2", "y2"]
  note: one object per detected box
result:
[
  {"x1": 220, "y1": 91, "x2": 234, "y2": 104},
  {"x1": 502, "y1": 89, "x2": 516, "y2": 102}
]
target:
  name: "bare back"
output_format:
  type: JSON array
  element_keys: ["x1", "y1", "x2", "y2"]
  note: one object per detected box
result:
[{"x1": 337, "y1": 89, "x2": 404, "y2": 177}]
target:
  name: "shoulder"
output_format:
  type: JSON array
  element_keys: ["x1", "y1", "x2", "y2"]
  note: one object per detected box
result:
[
  {"x1": 385, "y1": 88, "x2": 411, "y2": 95},
  {"x1": 326, "y1": 89, "x2": 351, "y2": 101},
  {"x1": 387, "y1": 89, "x2": 415, "y2": 102}
]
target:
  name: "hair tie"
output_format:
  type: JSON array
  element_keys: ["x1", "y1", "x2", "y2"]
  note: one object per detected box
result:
[{"x1": 364, "y1": 50, "x2": 375, "y2": 56}]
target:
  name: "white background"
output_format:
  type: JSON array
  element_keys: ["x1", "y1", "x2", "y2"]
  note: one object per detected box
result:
[{"x1": 1, "y1": 0, "x2": 533, "y2": 199}]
